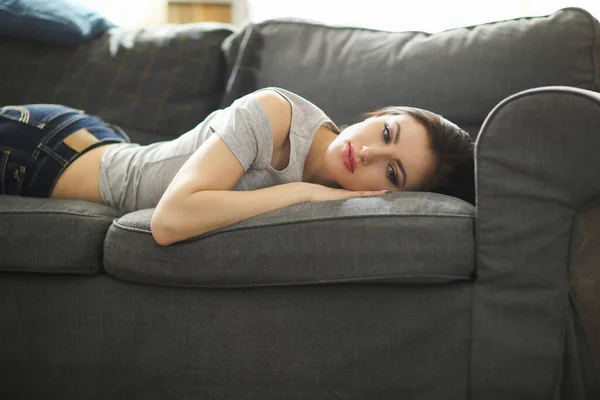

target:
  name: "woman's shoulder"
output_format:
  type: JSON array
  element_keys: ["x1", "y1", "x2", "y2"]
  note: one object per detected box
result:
[
  {"x1": 252, "y1": 87, "x2": 337, "y2": 134},
  {"x1": 226, "y1": 87, "x2": 292, "y2": 125},
  {"x1": 254, "y1": 89, "x2": 292, "y2": 149},
  {"x1": 238, "y1": 87, "x2": 325, "y2": 118},
  {"x1": 253, "y1": 87, "x2": 312, "y2": 110}
]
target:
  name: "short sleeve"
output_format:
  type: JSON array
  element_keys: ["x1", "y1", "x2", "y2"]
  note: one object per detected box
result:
[{"x1": 208, "y1": 93, "x2": 273, "y2": 172}]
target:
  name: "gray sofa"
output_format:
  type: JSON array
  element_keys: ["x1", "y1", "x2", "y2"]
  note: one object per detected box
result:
[{"x1": 1, "y1": 7, "x2": 600, "y2": 400}]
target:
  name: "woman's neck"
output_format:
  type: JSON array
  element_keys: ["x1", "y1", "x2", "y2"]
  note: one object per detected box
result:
[{"x1": 302, "y1": 125, "x2": 341, "y2": 188}]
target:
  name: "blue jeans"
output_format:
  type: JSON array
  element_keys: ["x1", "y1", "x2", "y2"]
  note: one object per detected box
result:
[{"x1": 0, "y1": 104, "x2": 130, "y2": 198}]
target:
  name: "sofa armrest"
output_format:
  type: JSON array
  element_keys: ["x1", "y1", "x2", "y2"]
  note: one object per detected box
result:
[{"x1": 472, "y1": 86, "x2": 600, "y2": 399}]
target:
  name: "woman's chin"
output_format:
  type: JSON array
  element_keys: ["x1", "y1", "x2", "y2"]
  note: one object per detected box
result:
[
  {"x1": 335, "y1": 177, "x2": 354, "y2": 191},
  {"x1": 322, "y1": 157, "x2": 346, "y2": 188}
]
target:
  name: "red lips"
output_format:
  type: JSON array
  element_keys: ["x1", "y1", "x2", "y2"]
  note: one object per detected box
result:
[{"x1": 343, "y1": 143, "x2": 355, "y2": 173}]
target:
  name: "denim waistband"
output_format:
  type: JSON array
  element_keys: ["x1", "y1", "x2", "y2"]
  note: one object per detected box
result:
[{"x1": 0, "y1": 104, "x2": 130, "y2": 198}]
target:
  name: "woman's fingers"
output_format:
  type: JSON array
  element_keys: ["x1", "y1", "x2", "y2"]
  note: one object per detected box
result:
[
  {"x1": 307, "y1": 185, "x2": 389, "y2": 203},
  {"x1": 355, "y1": 189, "x2": 388, "y2": 197}
]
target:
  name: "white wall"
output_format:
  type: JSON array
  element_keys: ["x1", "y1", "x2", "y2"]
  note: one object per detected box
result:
[
  {"x1": 243, "y1": 0, "x2": 600, "y2": 32},
  {"x1": 76, "y1": 0, "x2": 600, "y2": 31},
  {"x1": 77, "y1": 0, "x2": 166, "y2": 27}
]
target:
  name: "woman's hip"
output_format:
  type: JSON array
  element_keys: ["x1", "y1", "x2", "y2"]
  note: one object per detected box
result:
[{"x1": 0, "y1": 104, "x2": 130, "y2": 198}]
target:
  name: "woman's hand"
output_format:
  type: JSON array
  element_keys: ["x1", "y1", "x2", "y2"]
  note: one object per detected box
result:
[{"x1": 301, "y1": 182, "x2": 388, "y2": 203}]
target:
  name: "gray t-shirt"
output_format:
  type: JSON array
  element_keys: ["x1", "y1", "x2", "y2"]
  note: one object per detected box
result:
[{"x1": 99, "y1": 87, "x2": 339, "y2": 213}]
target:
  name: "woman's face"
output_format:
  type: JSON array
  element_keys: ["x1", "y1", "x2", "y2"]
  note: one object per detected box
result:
[{"x1": 325, "y1": 114, "x2": 436, "y2": 192}]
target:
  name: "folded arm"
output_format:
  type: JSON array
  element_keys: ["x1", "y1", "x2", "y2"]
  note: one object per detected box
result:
[{"x1": 151, "y1": 90, "x2": 304, "y2": 246}]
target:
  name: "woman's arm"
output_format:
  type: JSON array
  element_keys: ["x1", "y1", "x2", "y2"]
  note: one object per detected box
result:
[
  {"x1": 151, "y1": 178, "x2": 307, "y2": 246},
  {"x1": 151, "y1": 90, "x2": 303, "y2": 246},
  {"x1": 151, "y1": 90, "x2": 385, "y2": 246}
]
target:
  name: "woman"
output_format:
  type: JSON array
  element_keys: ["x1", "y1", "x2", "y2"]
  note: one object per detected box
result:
[{"x1": 0, "y1": 87, "x2": 474, "y2": 246}]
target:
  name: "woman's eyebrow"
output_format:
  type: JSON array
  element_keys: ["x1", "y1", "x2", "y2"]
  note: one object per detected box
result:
[
  {"x1": 394, "y1": 121, "x2": 401, "y2": 145},
  {"x1": 394, "y1": 121, "x2": 406, "y2": 187}
]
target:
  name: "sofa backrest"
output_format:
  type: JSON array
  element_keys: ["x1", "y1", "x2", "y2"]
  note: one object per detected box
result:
[
  {"x1": 222, "y1": 7, "x2": 600, "y2": 138},
  {"x1": 1, "y1": 8, "x2": 598, "y2": 143},
  {"x1": 0, "y1": 23, "x2": 235, "y2": 144}
]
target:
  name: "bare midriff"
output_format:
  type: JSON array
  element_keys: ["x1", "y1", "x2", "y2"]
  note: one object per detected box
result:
[{"x1": 50, "y1": 143, "x2": 120, "y2": 204}]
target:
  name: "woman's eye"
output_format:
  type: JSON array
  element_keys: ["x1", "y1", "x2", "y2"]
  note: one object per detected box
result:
[
  {"x1": 382, "y1": 123, "x2": 391, "y2": 144},
  {"x1": 387, "y1": 164, "x2": 398, "y2": 185}
]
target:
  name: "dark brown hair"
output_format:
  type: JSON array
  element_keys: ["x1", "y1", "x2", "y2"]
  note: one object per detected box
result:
[{"x1": 364, "y1": 106, "x2": 475, "y2": 204}]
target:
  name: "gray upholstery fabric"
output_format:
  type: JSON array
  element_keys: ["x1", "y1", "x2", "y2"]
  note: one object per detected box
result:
[
  {"x1": 1, "y1": 7, "x2": 600, "y2": 399},
  {"x1": 104, "y1": 192, "x2": 475, "y2": 288},
  {"x1": 0, "y1": 196, "x2": 121, "y2": 273},
  {"x1": 0, "y1": 23, "x2": 235, "y2": 144},
  {"x1": 570, "y1": 199, "x2": 600, "y2": 388},
  {"x1": 221, "y1": 7, "x2": 600, "y2": 137},
  {"x1": 473, "y1": 87, "x2": 600, "y2": 399},
  {"x1": 0, "y1": 273, "x2": 471, "y2": 400}
]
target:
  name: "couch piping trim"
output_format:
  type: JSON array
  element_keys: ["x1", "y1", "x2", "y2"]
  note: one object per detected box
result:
[
  {"x1": 257, "y1": 8, "x2": 576, "y2": 36},
  {"x1": 112, "y1": 212, "x2": 476, "y2": 238}
]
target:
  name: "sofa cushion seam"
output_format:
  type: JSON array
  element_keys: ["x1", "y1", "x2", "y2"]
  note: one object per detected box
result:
[
  {"x1": 107, "y1": 273, "x2": 474, "y2": 289},
  {"x1": 0, "y1": 211, "x2": 119, "y2": 219}
]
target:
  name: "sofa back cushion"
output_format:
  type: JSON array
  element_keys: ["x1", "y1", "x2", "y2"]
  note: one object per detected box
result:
[
  {"x1": 222, "y1": 7, "x2": 600, "y2": 137},
  {"x1": 0, "y1": 23, "x2": 234, "y2": 144}
]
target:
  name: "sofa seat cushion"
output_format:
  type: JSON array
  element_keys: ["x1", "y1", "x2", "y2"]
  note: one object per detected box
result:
[
  {"x1": 0, "y1": 196, "x2": 122, "y2": 273},
  {"x1": 103, "y1": 192, "x2": 475, "y2": 288}
]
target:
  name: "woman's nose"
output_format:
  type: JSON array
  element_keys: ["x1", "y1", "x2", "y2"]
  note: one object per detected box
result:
[{"x1": 359, "y1": 145, "x2": 386, "y2": 164}]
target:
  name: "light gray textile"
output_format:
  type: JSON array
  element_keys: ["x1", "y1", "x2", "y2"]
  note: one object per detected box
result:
[
  {"x1": 99, "y1": 87, "x2": 337, "y2": 213},
  {"x1": 221, "y1": 7, "x2": 600, "y2": 138},
  {"x1": 473, "y1": 87, "x2": 600, "y2": 399},
  {"x1": 103, "y1": 192, "x2": 475, "y2": 288},
  {"x1": 0, "y1": 196, "x2": 122, "y2": 273}
]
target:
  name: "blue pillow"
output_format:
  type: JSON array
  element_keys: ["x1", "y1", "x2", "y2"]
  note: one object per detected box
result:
[{"x1": 0, "y1": 0, "x2": 117, "y2": 44}]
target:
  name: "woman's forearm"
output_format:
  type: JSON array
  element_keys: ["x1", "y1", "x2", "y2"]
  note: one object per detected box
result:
[{"x1": 151, "y1": 182, "x2": 308, "y2": 246}]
